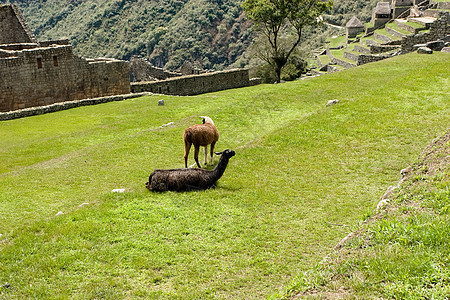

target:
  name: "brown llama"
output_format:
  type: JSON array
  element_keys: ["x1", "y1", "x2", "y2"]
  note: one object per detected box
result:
[{"x1": 183, "y1": 116, "x2": 219, "y2": 168}]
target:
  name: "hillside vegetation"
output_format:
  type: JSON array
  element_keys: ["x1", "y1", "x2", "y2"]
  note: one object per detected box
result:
[
  {"x1": 13, "y1": 0, "x2": 253, "y2": 70},
  {"x1": 282, "y1": 131, "x2": 449, "y2": 299},
  {"x1": 10, "y1": 0, "x2": 378, "y2": 70},
  {"x1": 0, "y1": 53, "x2": 448, "y2": 298}
]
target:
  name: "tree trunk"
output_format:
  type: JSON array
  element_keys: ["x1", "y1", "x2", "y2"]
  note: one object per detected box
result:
[
  {"x1": 274, "y1": 56, "x2": 286, "y2": 83},
  {"x1": 275, "y1": 64, "x2": 282, "y2": 83}
]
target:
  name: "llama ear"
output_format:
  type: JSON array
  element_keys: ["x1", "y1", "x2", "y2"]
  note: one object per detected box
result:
[
  {"x1": 200, "y1": 116, "x2": 206, "y2": 124},
  {"x1": 214, "y1": 151, "x2": 223, "y2": 155}
]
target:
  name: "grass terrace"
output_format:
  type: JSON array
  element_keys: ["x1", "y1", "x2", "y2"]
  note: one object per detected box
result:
[
  {"x1": 404, "y1": 20, "x2": 427, "y2": 29},
  {"x1": 386, "y1": 22, "x2": 414, "y2": 36},
  {"x1": 326, "y1": 34, "x2": 346, "y2": 48},
  {"x1": 0, "y1": 52, "x2": 449, "y2": 299},
  {"x1": 375, "y1": 28, "x2": 402, "y2": 40},
  {"x1": 317, "y1": 54, "x2": 332, "y2": 66}
]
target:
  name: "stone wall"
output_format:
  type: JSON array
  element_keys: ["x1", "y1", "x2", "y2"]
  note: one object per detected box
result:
[
  {"x1": 0, "y1": 4, "x2": 37, "y2": 44},
  {"x1": 0, "y1": 45, "x2": 130, "y2": 112},
  {"x1": 353, "y1": 45, "x2": 371, "y2": 54},
  {"x1": 131, "y1": 69, "x2": 250, "y2": 96},
  {"x1": 347, "y1": 27, "x2": 364, "y2": 38},
  {"x1": 0, "y1": 93, "x2": 148, "y2": 121},
  {"x1": 370, "y1": 44, "x2": 400, "y2": 53},
  {"x1": 40, "y1": 39, "x2": 71, "y2": 47},
  {"x1": 435, "y1": 1, "x2": 450, "y2": 9},
  {"x1": 343, "y1": 51, "x2": 359, "y2": 61},
  {"x1": 0, "y1": 43, "x2": 38, "y2": 52},
  {"x1": 0, "y1": 4, "x2": 254, "y2": 115},
  {"x1": 392, "y1": 6, "x2": 411, "y2": 19},
  {"x1": 357, "y1": 54, "x2": 392, "y2": 65},
  {"x1": 401, "y1": 12, "x2": 449, "y2": 53},
  {"x1": 130, "y1": 56, "x2": 181, "y2": 81}
]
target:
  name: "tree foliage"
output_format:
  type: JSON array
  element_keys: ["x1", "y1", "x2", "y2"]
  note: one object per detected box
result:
[{"x1": 242, "y1": 0, "x2": 332, "y2": 82}]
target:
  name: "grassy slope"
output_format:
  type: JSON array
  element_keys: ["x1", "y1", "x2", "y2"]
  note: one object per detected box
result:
[
  {"x1": 0, "y1": 53, "x2": 449, "y2": 298},
  {"x1": 283, "y1": 132, "x2": 449, "y2": 299}
]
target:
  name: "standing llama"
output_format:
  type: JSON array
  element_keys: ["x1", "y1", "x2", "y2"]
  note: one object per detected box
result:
[
  {"x1": 183, "y1": 116, "x2": 219, "y2": 168},
  {"x1": 146, "y1": 150, "x2": 236, "y2": 192}
]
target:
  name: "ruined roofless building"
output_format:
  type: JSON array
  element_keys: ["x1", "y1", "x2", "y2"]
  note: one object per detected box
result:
[{"x1": 0, "y1": 4, "x2": 130, "y2": 112}]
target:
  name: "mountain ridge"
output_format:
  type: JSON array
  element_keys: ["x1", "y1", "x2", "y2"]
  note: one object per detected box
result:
[{"x1": 7, "y1": 0, "x2": 378, "y2": 71}]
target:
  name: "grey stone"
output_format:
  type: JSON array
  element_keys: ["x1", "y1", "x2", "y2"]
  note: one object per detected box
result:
[
  {"x1": 417, "y1": 47, "x2": 433, "y2": 54},
  {"x1": 326, "y1": 99, "x2": 339, "y2": 106},
  {"x1": 441, "y1": 47, "x2": 450, "y2": 52},
  {"x1": 441, "y1": 35, "x2": 450, "y2": 43},
  {"x1": 413, "y1": 43, "x2": 427, "y2": 49},
  {"x1": 426, "y1": 40, "x2": 445, "y2": 51}
]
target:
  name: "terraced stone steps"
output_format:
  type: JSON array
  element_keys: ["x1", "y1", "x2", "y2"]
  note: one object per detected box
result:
[
  {"x1": 407, "y1": 16, "x2": 437, "y2": 27},
  {"x1": 395, "y1": 18, "x2": 429, "y2": 33},
  {"x1": 328, "y1": 49, "x2": 357, "y2": 68},
  {"x1": 316, "y1": 54, "x2": 332, "y2": 69},
  {"x1": 374, "y1": 31, "x2": 396, "y2": 43},
  {"x1": 364, "y1": 37, "x2": 382, "y2": 46},
  {"x1": 343, "y1": 50, "x2": 360, "y2": 62},
  {"x1": 353, "y1": 44, "x2": 371, "y2": 54},
  {"x1": 313, "y1": 4, "x2": 448, "y2": 76},
  {"x1": 331, "y1": 56, "x2": 357, "y2": 69},
  {"x1": 385, "y1": 22, "x2": 412, "y2": 38}
]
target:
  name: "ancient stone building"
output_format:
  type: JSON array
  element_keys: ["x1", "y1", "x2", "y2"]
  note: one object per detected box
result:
[
  {"x1": 346, "y1": 16, "x2": 365, "y2": 39},
  {"x1": 0, "y1": 4, "x2": 37, "y2": 45},
  {"x1": 371, "y1": 2, "x2": 392, "y2": 28},
  {"x1": 0, "y1": 4, "x2": 130, "y2": 112}
]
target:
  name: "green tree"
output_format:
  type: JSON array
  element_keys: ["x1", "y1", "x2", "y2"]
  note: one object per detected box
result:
[{"x1": 242, "y1": 0, "x2": 332, "y2": 82}]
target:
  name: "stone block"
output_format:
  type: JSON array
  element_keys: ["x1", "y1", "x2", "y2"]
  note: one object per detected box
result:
[
  {"x1": 426, "y1": 40, "x2": 445, "y2": 51},
  {"x1": 417, "y1": 46, "x2": 433, "y2": 54}
]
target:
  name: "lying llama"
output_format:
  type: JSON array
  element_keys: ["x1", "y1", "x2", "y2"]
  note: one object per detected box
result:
[
  {"x1": 146, "y1": 149, "x2": 235, "y2": 192},
  {"x1": 183, "y1": 116, "x2": 219, "y2": 168}
]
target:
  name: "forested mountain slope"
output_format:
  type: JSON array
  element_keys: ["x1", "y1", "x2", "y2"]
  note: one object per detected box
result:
[{"x1": 6, "y1": 0, "x2": 378, "y2": 71}]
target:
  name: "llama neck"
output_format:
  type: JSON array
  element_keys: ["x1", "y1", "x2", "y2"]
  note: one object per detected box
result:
[{"x1": 210, "y1": 156, "x2": 230, "y2": 180}]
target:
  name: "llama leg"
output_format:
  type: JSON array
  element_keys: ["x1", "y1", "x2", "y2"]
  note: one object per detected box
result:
[
  {"x1": 204, "y1": 146, "x2": 208, "y2": 165},
  {"x1": 194, "y1": 146, "x2": 201, "y2": 168},
  {"x1": 184, "y1": 141, "x2": 192, "y2": 168}
]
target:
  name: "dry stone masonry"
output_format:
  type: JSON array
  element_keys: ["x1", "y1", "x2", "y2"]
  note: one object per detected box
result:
[
  {"x1": 316, "y1": 0, "x2": 449, "y2": 76},
  {"x1": 401, "y1": 11, "x2": 450, "y2": 52},
  {"x1": 131, "y1": 69, "x2": 250, "y2": 96},
  {"x1": 0, "y1": 4, "x2": 130, "y2": 112}
]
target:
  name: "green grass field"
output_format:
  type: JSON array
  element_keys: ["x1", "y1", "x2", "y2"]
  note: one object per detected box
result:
[
  {"x1": 0, "y1": 52, "x2": 449, "y2": 298},
  {"x1": 282, "y1": 131, "x2": 449, "y2": 299}
]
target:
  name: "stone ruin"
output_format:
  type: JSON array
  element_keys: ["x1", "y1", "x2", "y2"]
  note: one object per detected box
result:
[
  {"x1": 0, "y1": 4, "x2": 130, "y2": 112},
  {"x1": 346, "y1": 16, "x2": 365, "y2": 40},
  {"x1": 315, "y1": 0, "x2": 449, "y2": 76},
  {"x1": 371, "y1": 2, "x2": 392, "y2": 29}
]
